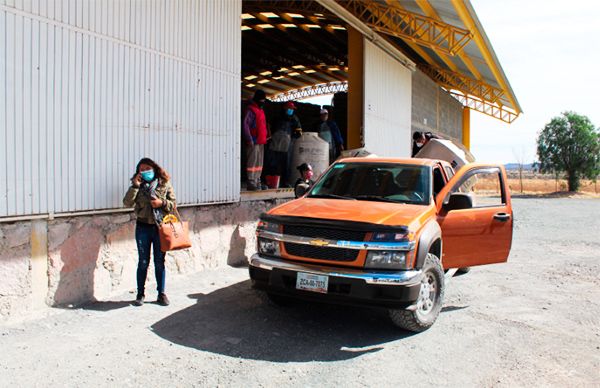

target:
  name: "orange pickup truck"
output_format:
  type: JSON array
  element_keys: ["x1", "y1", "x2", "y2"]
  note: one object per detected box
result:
[{"x1": 249, "y1": 158, "x2": 513, "y2": 332}]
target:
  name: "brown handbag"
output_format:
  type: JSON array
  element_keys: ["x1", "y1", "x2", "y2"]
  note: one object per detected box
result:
[{"x1": 158, "y1": 207, "x2": 192, "y2": 252}]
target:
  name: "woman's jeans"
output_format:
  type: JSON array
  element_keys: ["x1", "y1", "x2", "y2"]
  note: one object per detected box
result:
[{"x1": 135, "y1": 222, "x2": 166, "y2": 296}]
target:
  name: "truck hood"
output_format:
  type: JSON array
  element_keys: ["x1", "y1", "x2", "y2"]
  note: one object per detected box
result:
[{"x1": 269, "y1": 198, "x2": 433, "y2": 227}]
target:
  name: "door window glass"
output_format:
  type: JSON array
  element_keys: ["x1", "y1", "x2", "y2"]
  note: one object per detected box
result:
[
  {"x1": 453, "y1": 169, "x2": 504, "y2": 207},
  {"x1": 433, "y1": 167, "x2": 446, "y2": 197}
]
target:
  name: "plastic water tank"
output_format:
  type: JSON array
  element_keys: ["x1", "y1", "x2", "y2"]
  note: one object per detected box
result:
[{"x1": 290, "y1": 132, "x2": 330, "y2": 184}]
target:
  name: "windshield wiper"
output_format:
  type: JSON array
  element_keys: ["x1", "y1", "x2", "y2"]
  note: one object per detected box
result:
[
  {"x1": 307, "y1": 193, "x2": 356, "y2": 200},
  {"x1": 353, "y1": 195, "x2": 402, "y2": 203}
]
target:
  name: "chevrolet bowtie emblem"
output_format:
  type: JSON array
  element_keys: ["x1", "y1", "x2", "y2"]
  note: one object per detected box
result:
[{"x1": 309, "y1": 239, "x2": 329, "y2": 247}]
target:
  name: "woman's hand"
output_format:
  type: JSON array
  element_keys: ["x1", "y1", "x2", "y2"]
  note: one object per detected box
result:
[
  {"x1": 150, "y1": 198, "x2": 164, "y2": 208},
  {"x1": 132, "y1": 173, "x2": 142, "y2": 187}
]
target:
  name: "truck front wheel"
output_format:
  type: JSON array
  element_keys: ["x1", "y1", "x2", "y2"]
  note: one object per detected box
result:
[{"x1": 389, "y1": 253, "x2": 445, "y2": 332}]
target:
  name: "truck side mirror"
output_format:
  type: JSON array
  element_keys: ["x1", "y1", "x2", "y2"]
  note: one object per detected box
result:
[{"x1": 444, "y1": 193, "x2": 473, "y2": 211}]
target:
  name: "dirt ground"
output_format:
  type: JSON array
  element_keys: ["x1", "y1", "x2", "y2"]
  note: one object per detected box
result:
[{"x1": 1, "y1": 198, "x2": 599, "y2": 387}]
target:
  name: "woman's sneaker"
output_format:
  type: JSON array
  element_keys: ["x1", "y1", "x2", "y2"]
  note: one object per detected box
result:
[
  {"x1": 133, "y1": 294, "x2": 145, "y2": 306},
  {"x1": 157, "y1": 293, "x2": 170, "y2": 306}
]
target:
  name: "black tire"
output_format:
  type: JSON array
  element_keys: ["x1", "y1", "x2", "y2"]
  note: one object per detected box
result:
[{"x1": 389, "y1": 253, "x2": 445, "y2": 332}]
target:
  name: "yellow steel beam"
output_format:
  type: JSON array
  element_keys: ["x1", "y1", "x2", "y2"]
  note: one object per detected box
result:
[
  {"x1": 451, "y1": 92, "x2": 517, "y2": 124},
  {"x1": 419, "y1": 64, "x2": 504, "y2": 104},
  {"x1": 342, "y1": 0, "x2": 472, "y2": 56},
  {"x1": 414, "y1": 0, "x2": 481, "y2": 79},
  {"x1": 384, "y1": 0, "x2": 458, "y2": 72},
  {"x1": 462, "y1": 107, "x2": 470, "y2": 149},
  {"x1": 379, "y1": 0, "x2": 449, "y2": 70},
  {"x1": 450, "y1": 0, "x2": 520, "y2": 113}
]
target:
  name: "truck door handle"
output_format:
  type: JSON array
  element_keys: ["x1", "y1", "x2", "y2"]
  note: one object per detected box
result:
[{"x1": 493, "y1": 212, "x2": 510, "y2": 222}]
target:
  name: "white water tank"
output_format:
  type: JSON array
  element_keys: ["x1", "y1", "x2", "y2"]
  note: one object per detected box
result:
[{"x1": 290, "y1": 132, "x2": 330, "y2": 184}]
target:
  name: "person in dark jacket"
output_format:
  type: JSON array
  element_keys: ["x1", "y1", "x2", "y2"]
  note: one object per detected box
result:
[
  {"x1": 294, "y1": 163, "x2": 315, "y2": 198},
  {"x1": 316, "y1": 108, "x2": 344, "y2": 163},
  {"x1": 243, "y1": 90, "x2": 268, "y2": 190},
  {"x1": 269, "y1": 101, "x2": 302, "y2": 187},
  {"x1": 411, "y1": 131, "x2": 438, "y2": 157},
  {"x1": 123, "y1": 157, "x2": 176, "y2": 307}
]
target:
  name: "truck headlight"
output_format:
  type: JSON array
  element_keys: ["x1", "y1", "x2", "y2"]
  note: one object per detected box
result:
[
  {"x1": 257, "y1": 221, "x2": 280, "y2": 233},
  {"x1": 258, "y1": 238, "x2": 281, "y2": 256},
  {"x1": 365, "y1": 251, "x2": 408, "y2": 269}
]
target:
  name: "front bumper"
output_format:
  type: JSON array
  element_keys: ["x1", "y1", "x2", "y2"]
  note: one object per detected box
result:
[{"x1": 249, "y1": 254, "x2": 423, "y2": 308}]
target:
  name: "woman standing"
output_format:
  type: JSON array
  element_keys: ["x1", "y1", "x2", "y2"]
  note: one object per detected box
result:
[{"x1": 123, "y1": 158, "x2": 176, "y2": 306}]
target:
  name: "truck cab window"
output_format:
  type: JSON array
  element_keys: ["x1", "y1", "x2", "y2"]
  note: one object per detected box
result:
[{"x1": 433, "y1": 167, "x2": 446, "y2": 197}]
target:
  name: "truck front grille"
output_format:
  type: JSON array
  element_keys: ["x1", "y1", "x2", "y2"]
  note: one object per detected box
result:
[
  {"x1": 283, "y1": 242, "x2": 358, "y2": 262},
  {"x1": 283, "y1": 225, "x2": 366, "y2": 242}
]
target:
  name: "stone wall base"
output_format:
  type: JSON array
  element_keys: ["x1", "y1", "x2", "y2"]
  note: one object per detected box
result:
[{"x1": 0, "y1": 198, "x2": 287, "y2": 320}]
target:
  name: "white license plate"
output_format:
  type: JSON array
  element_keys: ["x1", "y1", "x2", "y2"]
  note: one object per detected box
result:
[{"x1": 296, "y1": 272, "x2": 329, "y2": 294}]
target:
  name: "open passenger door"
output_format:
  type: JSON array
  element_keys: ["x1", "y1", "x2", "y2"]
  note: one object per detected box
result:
[{"x1": 435, "y1": 164, "x2": 513, "y2": 269}]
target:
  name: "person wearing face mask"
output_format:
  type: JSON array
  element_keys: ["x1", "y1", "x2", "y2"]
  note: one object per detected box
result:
[
  {"x1": 316, "y1": 108, "x2": 344, "y2": 163},
  {"x1": 411, "y1": 131, "x2": 438, "y2": 157},
  {"x1": 123, "y1": 158, "x2": 176, "y2": 307},
  {"x1": 268, "y1": 101, "x2": 302, "y2": 187},
  {"x1": 243, "y1": 90, "x2": 269, "y2": 191},
  {"x1": 294, "y1": 163, "x2": 315, "y2": 198}
]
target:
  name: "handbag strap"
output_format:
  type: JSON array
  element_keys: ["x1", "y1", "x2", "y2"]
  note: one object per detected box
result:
[{"x1": 172, "y1": 205, "x2": 185, "y2": 227}]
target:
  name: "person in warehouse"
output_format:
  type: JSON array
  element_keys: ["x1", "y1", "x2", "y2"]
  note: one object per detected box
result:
[
  {"x1": 316, "y1": 108, "x2": 344, "y2": 163},
  {"x1": 243, "y1": 90, "x2": 268, "y2": 190},
  {"x1": 268, "y1": 101, "x2": 302, "y2": 187}
]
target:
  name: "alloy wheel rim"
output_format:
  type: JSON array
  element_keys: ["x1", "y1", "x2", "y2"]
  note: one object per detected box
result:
[{"x1": 416, "y1": 272, "x2": 437, "y2": 316}]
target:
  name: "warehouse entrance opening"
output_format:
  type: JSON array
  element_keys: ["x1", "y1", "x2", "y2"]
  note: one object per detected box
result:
[{"x1": 239, "y1": 1, "x2": 351, "y2": 191}]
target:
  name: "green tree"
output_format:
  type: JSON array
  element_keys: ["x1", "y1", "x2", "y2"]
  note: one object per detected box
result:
[{"x1": 537, "y1": 112, "x2": 600, "y2": 192}]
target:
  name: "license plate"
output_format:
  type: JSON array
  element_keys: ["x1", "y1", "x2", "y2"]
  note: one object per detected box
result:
[{"x1": 296, "y1": 272, "x2": 329, "y2": 294}]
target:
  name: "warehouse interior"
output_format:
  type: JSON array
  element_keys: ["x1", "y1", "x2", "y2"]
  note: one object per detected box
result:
[{"x1": 239, "y1": 0, "x2": 522, "y2": 151}]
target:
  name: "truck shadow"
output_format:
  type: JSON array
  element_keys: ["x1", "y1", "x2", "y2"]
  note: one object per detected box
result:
[{"x1": 151, "y1": 280, "x2": 417, "y2": 362}]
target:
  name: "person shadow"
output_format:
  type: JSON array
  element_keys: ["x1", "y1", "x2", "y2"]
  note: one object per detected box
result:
[
  {"x1": 151, "y1": 280, "x2": 418, "y2": 362},
  {"x1": 82, "y1": 300, "x2": 133, "y2": 311}
]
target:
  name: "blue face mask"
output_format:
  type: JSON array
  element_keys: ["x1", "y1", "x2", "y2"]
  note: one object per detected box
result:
[
  {"x1": 140, "y1": 170, "x2": 155, "y2": 182},
  {"x1": 286, "y1": 109, "x2": 294, "y2": 116}
]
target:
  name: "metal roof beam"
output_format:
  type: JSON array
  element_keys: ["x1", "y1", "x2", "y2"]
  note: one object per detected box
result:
[
  {"x1": 270, "y1": 81, "x2": 348, "y2": 101},
  {"x1": 413, "y1": 0, "x2": 481, "y2": 79},
  {"x1": 419, "y1": 64, "x2": 504, "y2": 104},
  {"x1": 450, "y1": 93, "x2": 517, "y2": 124},
  {"x1": 243, "y1": 0, "x2": 335, "y2": 18},
  {"x1": 341, "y1": 0, "x2": 472, "y2": 56},
  {"x1": 450, "y1": 0, "x2": 521, "y2": 113}
]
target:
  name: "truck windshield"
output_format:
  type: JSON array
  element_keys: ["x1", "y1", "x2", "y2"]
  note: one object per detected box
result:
[{"x1": 308, "y1": 163, "x2": 431, "y2": 205}]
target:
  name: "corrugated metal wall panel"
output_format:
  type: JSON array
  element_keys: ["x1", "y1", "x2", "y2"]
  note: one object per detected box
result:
[
  {"x1": 363, "y1": 40, "x2": 412, "y2": 158},
  {"x1": 0, "y1": 0, "x2": 241, "y2": 217}
]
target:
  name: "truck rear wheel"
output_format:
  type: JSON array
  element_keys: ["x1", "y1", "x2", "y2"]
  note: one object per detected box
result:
[{"x1": 389, "y1": 253, "x2": 444, "y2": 332}]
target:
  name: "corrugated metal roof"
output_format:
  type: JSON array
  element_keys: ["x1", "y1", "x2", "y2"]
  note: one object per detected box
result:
[{"x1": 390, "y1": 0, "x2": 521, "y2": 114}]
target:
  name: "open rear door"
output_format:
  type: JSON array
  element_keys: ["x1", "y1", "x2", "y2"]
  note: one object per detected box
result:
[{"x1": 435, "y1": 164, "x2": 513, "y2": 269}]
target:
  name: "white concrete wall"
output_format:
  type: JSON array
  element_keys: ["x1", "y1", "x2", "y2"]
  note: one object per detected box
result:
[
  {"x1": 363, "y1": 39, "x2": 412, "y2": 157},
  {"x1": 0, "y1": 198, "x2": 289, "y2": 320},
  {"x1": 0, "y1": 0, "x2": 241, "y2": 217}
]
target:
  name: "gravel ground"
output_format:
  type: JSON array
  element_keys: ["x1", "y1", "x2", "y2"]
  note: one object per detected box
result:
[{"x1": 1, "y1": 198, "x2": 599, "y2": 387}]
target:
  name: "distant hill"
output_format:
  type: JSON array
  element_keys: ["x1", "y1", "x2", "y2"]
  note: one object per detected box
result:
[{"x1": 505, "y1": 163, "x2": 535, "y2": 171}]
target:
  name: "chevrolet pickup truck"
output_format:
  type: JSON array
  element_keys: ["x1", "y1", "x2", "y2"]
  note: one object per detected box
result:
[{"x1": 249, "y1": 158, "x2": 513, "y2": 332}]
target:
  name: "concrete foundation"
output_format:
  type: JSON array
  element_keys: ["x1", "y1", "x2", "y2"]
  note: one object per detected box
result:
[{"x1": 0, "y1": 198, "x2": 288, "y2": 320}]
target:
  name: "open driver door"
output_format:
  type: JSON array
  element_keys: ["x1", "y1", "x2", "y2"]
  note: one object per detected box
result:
[{"x1": 435, "y1": 164, "x2": 513, "y2": 270}]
